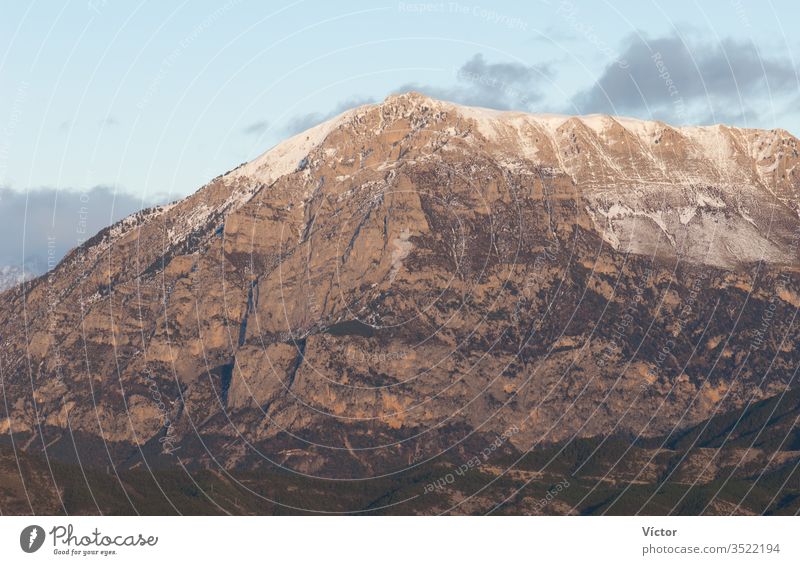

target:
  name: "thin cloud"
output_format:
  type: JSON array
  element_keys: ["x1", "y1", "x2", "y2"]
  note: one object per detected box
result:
[
  {"x1": 98, "y1": 117, "x2": 120, "y2": 128},
  {"x1": 531, "y1": 25, "x2": 577, "y2": 44},
  {"x1": 283, "y1": 96, "x2": 376, "y2": 136},
  {"x1": 242, "y1": 120, "x2": 269, "y2": 135}
]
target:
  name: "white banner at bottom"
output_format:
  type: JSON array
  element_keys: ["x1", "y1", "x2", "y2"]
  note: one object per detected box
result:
[{"x1": 0, "y1": 516, "x2": 797, "y2": 564}]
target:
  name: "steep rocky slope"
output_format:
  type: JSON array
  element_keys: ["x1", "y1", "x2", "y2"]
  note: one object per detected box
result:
[{"x1": 1, "y1": 94, "x2": 799, "y2": 512}]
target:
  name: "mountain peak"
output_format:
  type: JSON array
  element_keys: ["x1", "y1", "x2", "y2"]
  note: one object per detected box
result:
[
  {"x1": 218, "y1": 92, "x2": 799, "y2": 270},
  {"x1": 383, "y1": 90, "x2": 437, "y2": 105}
]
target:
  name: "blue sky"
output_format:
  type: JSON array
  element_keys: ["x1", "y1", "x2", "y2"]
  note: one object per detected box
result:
[{"x1": 1, "y1": 0, "x2": 798, "y2": 231}]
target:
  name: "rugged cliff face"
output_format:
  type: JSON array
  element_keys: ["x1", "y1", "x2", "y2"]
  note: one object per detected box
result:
[{"x1": 2, "y1": 93, "x2": 800, "y2": 499}]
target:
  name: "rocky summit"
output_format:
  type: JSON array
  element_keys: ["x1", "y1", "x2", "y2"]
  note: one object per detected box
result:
[{"x1": 2, "y1": 92, "x2": 800, "y2": 515}]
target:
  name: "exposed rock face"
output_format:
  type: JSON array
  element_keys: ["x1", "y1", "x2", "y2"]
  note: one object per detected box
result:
[{"x1": 2, "y1": 92, "x2": 800, "y2": 485}]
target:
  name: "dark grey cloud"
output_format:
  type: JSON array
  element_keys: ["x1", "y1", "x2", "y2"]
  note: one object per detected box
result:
[
  {"x1": 241, "y1": 120, "x2": 269, "y2": 135},
  {"x1": 0, "y1": 186, "x2": 154, "y2": 275},
  {"x1": 284, "y1": 96, "x2": 376, "y2": 136},
  {"x1": 397, "y1": 53, "x2": 554, "y2": 111},
  {"x1": 571, "y1": 33, "x2": 799, "y2": 124}
]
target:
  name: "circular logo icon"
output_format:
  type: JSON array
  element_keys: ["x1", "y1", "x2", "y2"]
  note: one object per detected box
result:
[{"x1": 20, "y1": 525, "x2": 46, "y2": 553}]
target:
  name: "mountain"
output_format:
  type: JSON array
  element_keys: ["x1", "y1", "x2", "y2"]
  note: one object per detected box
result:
[{"x1": 1, "y1": 92, "x2": 799, "y2": 514}]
